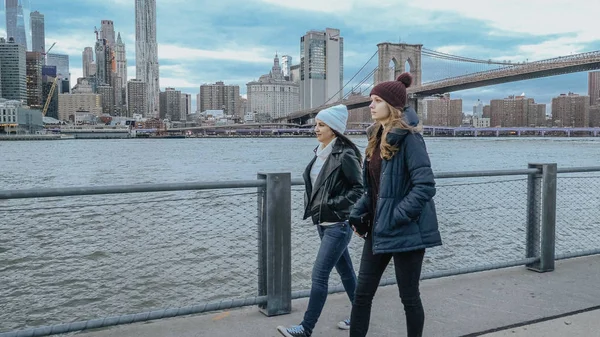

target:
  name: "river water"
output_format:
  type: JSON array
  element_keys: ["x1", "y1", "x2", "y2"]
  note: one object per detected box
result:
[{"x1": 1, "y1": 137, "x2": 600, "y2": 332}]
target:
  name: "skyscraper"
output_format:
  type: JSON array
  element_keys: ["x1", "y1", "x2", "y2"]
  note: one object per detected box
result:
[
  {"x1": 115, "y1": 33, "x2": 127, "y2": 91},
  {"x1": 82, "y1": 47, "x2": 94, "y2": 78},
  {"x1": 100, "y1": 20, "x2": 116, "y2": 46},
  {"x1": 25, "y1": 51, "x2": 42, "y2": 108},
  {"x1": 94, "y1": 38, "x2": 112, "y2": 85},
  {"x1": 473, "y1": 99, "x2": 483, "y2": 118},
  {"x1": 46, "y1": 53, "x2": 70, "y2": 93},
  {"x1": 280, "y1": 55, "x2": 292, "y2": 79},
  {"x1": 0, "y1": 37, "x2": 27, "y2": 102},
  {"x1": 299, "y1": 28, "x2": 343, "y2": 109},
  {"x1": 5, "y1": 0, "x2": 31, "y2": 50},
  {"x1": 30, "y1": 10, "x2": 44, "y2": 53},
  {"x1": 135, "y1": 0, "x2": 160, "y2": 118}
]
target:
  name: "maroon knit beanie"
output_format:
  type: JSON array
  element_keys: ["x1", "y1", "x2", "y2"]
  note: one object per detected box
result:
[{"x1": 369, "y1": 72, "x2": 413, "y2": 109}]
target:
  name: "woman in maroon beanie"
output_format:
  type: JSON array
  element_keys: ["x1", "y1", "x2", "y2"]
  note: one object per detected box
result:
[{"x1": 348, "y1": 72, "x2": 442, "y2": 337}]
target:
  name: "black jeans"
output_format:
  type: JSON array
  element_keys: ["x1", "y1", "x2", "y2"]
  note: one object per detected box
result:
[{"x1": 350, "y1": 237, "x2": 425, "y2": 337}]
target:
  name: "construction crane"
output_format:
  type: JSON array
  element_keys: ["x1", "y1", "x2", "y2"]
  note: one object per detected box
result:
[
  {"x1": 42, "y1": 77, "x2": 59, "y2": 116},
  {"x1": 41, "y1": 42, "x2": 56, "y2": 64},
  {"x1": 41, "y1": 42, "x2": 59, "y2": 116}
]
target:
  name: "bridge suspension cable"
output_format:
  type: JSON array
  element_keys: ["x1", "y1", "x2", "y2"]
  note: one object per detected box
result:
[
  {"x1": 322, "y1": 50, "x2": 378, "y2": 106},
  {"x1": 422, "y1": 48, "x2": 520, "y2": 66},
  {"x1": 344, "y1": 67, "x2": 378, "y2": 99}
]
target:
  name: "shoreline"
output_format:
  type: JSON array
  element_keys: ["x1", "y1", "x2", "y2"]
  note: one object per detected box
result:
[{"x1": 2, "y1": 134, "x2": 599, "y2": 140}]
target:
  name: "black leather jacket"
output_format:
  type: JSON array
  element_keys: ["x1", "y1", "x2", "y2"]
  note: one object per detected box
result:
[{"x1": 302, "y1": 140, "x2": 363, "y2": 224}]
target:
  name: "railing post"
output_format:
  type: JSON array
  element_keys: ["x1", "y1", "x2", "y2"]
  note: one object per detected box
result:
[
  {"x1": 257, "y1": 172, "x2": 291, "y2": 316},
  {"x1": 526, "y1": 163, "x2": 557, "y2": 272}
]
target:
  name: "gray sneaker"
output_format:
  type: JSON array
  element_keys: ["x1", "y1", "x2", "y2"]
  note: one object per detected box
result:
[
  {"x1": 337, "y1": 318, "x2": 350, "y2": 330},
  {"x1": 277, "y1": 324, "x2": 309, "y2": 337}
]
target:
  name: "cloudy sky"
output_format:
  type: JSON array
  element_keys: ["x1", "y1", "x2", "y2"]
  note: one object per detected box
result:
[{"x1": 2, "y1": 0, "x2": 599, "y2": 113}]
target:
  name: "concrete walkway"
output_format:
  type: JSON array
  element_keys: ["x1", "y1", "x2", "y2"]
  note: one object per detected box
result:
[{"x1": 78, "y1": 255, "x2": 600, "y2": 337}]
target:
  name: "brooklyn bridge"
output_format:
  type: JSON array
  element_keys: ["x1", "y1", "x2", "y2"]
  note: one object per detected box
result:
[{"x1": 273, "y1": 42, "x2": 600, "y2": 125}]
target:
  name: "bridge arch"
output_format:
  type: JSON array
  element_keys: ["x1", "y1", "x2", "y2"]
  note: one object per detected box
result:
[{"x1": 376, "y1": 43, "x2": 422, "y2": 86}]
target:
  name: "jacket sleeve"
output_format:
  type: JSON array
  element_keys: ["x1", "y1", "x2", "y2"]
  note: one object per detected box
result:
[
  {"x1": 392, "y1": 133, "x2": 436, "y2": 225},
  {"x1": 327, "y1": 150, "x2": 364, "y2": 212}
]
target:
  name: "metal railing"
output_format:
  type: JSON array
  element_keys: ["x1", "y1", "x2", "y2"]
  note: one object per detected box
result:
[{"x1": 1, "y1": 164, "x2": 600, "y2": 337}]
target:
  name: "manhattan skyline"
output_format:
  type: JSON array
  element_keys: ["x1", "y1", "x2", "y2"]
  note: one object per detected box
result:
[{"x1": 0, "y1": 0, "x2": 598, "y2": 112}]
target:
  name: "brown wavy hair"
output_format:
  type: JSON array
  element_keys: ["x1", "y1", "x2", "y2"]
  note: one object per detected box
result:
[{"x1": 366, "y1": 102, "x2": 422, "y2": 160}]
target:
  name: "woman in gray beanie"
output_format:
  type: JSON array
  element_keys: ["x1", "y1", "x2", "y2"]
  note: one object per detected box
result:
[{"x1": 277, "y1": 104, "x2": 363, "y2": 337}]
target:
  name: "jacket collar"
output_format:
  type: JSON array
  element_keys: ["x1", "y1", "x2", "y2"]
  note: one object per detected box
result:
[{"x1": 313, "y1": 138, "x2": 344, "y2": 155}]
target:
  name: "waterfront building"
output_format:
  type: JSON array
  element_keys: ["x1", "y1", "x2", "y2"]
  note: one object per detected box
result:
[
  {"x1": 127, "y1": 79, "x2": 146, "y2": 117},
  {"x1": 159, "y1": 87, "x2": 181, "y2": 121},
  {"x1": 588, "y1": 71, "x2": 600, "y2": 106},
  {"x1": 247, "y1": 54, "x2": 300, "y2": 119},
  {"x1": 199, "y1": 81, "x2": 239, "y2": 116},
  {"x1": 552, "y1": 92, "x2": 589, "y2": 127},
  {"x1": 420, "y1": 94, "x2": 463, "y2": 127},
  {"x1": 58, "y1": 93, "x2": 102, "y2": 121},
  {"x1": 0, "y1": 98, "x2": 43, "y2": 133},
  {"x1": 490, "y1": 95, "x2": 546, "y2": 127}
]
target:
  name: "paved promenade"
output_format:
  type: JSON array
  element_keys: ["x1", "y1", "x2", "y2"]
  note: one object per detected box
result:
[{"x1": 79, "y1": 255, "x2": 600, "y2": 337}]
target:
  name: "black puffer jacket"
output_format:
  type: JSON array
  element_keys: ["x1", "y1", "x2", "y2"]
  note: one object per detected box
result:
[{"x1": 302, "y1": 140, "x2": 363, "y2": 225}]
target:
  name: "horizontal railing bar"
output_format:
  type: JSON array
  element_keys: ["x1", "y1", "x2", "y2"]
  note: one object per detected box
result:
[
  {"x1": 435, "y1": 168, "x2": 539, "y2": 179},
  {"x1": 0, "y1": 168, "x2": 550, "y2": 200},
  {"x1": 0, "y1": 296, "x2": 268, "y2": 337},
  {"x1": 0, "y1": 180, "x2": 266, "y2": 200},
  {"x1": 556, "y1": 249, "x2": 600, "y2": 260},
  {"x1": 557, "y1": 166, "x2": 600, "y2": 174}
]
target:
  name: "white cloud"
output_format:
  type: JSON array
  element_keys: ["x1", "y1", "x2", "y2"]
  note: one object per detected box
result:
[
  {"x1": 258, "y1": 0, "x2": 399, "y2": 13},
  {"x1": 158, "y1": 44, "x2": 273, "y2": 63},
  {"x1": 45, "y1": 33, "x2": 92, "y2": 56},
  {"x1": 516, "y1": 38, "x2": 589, "y2": 60},
  {"x1": 409, "y1": 0, "x2": 598, "y2": 40},
  {"x1": 160, "y1": 77, "x2": 198, "y2": 89},
  {"x1": 70, "y1": 69, "x2": 83, "y2": 84},
  {"x1": 127, "y1": 66, "x2": 136, "y2": 81},
  {"x1": 258, "y1": 0, "x2": 352, "y2": 13},
  {"x1": 435, "y1": 45, "x2": 469, "y2": 55}
]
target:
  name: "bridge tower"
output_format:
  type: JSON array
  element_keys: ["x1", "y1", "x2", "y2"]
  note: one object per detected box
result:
[{"x1": 375, "y1": 43, "x2": 422, "y2": 86}]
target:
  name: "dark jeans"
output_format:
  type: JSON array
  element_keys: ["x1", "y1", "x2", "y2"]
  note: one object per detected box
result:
[
  {"x1": 301, "y1": 221, "x2": 356, "y2": 335},
  {"x1": 350, "y1": 237, "x2": 425, "y2": 337}
]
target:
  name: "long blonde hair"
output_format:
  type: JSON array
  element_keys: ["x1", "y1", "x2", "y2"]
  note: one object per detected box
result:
[{"x1": 366, "y1": 102, "x2": 422, "y2": 160}]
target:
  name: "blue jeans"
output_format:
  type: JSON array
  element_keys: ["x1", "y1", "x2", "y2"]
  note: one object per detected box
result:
[{"x1": 301, "y1": 221, "x2": 357, "y2": 335}]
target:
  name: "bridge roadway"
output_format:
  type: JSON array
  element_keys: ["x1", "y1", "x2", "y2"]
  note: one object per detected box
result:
[
  {"x1": 279, "y1": 50, "x2": 600, "y2": 124},
  {"x1": 165, "y1": 125, "x2": 600, "y2": 137},
  {"x1": 79, "y1": 255, "x2": 600, "y2": 337}
]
